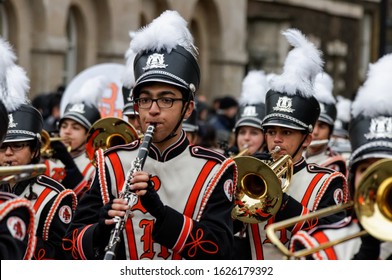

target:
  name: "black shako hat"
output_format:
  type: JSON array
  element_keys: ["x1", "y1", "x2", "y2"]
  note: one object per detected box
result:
[
  {"x1": 5, "y1": 104, "x2": 43, "y2": 143},
  {"x1": 62, "y1": 102, "x2": 101, "y2": 131},
  {"x1": 60, "y1": 76, "x2": 107, "y2": 130},
  {"x1": 263, "y1": 90, "x2": 320, "y2": 132},
  {"x1": 234, "y1": 70, "x2": 269, "y2": 132},
  {"x1": 122, "y1": 86, "x2": 138, "y2": 116},
  {"x1": 121, "y1": 39, "x2": 138, "y2": 116},
  {"x1": 0, "y1": 101, "x2": 9, "y2": 144},
  {"x1": 0, "y1": 36, "x2": 37, "y2": 143},
  {"x1": 132, "y1": 46, "x2": 200, "y2": 99},
  {"x1": 333, "y1": 95, "x2": 351, "y2": 138},
  {"x1": 349, "y1": 53, "x2": 392, "y2": 167},
  {"x1": 262, "y1": 29, "x2": 323, "y2": 133},
  {"x1": 129, "y1": 10, "x2": 200, "y2": 101},
  {"x1": 314, "y1": 72, "x2": 337, "y2": 126}
]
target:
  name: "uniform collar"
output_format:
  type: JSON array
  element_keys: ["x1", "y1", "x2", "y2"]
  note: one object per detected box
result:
[{"x1": 149, "y1": 130, "x2": 189, "y2": 162}]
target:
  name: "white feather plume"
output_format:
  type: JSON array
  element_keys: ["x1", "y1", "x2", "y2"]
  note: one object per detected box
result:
[
  {"x1": 0, "y1": 37, "x2": 16, "y2": 78},
  {"x1": 70, "y1": 75, "x2": 108, "y2": 107},
  {"x1": 269, "y1": 28, "x2": 324, "y2": 98},
  {"x1": 0, "y1": 37, "x2": 30, "y2": 112},
  {"x1": 335, "y1": 95, "x2": 351, "y2": 123},
  {"x1": 351, "y1": 53, "x2": 392, "y2": 118},
  {"x1": 130, "y1": 10, "x2": 198, "y2": 58},
  {"x1": 239, "y1": 70, "x2": 269, "y2": 105},
  {"x1": 121, "y1": 31, "x2": 137, "y2": 89},
  {"x1": 313, "y1": 72, "x2": 335, "y2": 104}
]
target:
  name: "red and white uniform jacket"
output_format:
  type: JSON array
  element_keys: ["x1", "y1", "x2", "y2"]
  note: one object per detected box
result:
[
  {"x1": 304, "y1": 146, "x2": 348, "y2": 177},
  {"x1": 44, "y1": 152, "x2": 95, "y2": 199},
  {"x1": 235, "y1": 157, "x2": 348, "y2": 260},
  {"x1": 0, "y1": 192, "x2": 36, "y2": 260},
  {"x1": 290, "y1": 216, "x2": 361, "y2": 259},
  {"x1": 3, "y1": 176, "x2": 77, "y2": 259},
  {"x1": 65, "y1": 131, "x2": 237, "y2": 260}
]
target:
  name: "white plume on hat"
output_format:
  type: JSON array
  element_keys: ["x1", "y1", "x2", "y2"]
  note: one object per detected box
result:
[
  {"x1": 0, "y1": 37, "x2": 30, "y2": 112},
  {"x1": 313, "y1": 72, "x2": 336, "y2": 105},
  {"x1": 351, "y1": 53, "x2": 392, "y2": 118},
  {"x1": 335, "y1": 95, "x2": 351, "y2": 123},
  {"x1": 70, "y1": 75, "x2": 108, "y2": 108},
  {"x1": 121, "y1": 31, "x2": 137, "y2": 89},
  {"x1": 269, "y1": 28, "x2": 324, "y2": 98},
  {"x1": 239, "y1": 70, "x2": 269, "y2": 105},
  {"x1": 130, "y1": 10, "x2": 197, "y2": 58}
]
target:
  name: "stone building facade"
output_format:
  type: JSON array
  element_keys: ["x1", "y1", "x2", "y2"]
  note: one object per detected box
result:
[{"x1": 0, "y1": 0, "x2": 389, "y2": 107}]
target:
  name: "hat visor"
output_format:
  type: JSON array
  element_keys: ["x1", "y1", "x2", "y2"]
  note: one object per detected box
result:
[
  {"x1": 3, "y1": 135, "x2": 35, "y2": 143},
  {"x1": 235, "y1": 120, "x2": 262, "y2": 131},
  {"x1": 318, "y1": 115, "x2": 334, "y2": 126},
  {"x1": 132, "y1": 75, "x2": 188, "y2": 98},
  {"x1": 350, "y1": 151, "x2": 392, "y2": 168},
  {"x1": 262, "y1": 118, "x2": 306, "y2": 131},
  {"x1": 60, "y1": 114, "x2": 90, "y2": 130}
]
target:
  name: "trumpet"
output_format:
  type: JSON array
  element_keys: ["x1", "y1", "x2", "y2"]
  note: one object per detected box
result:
[
  {"x1": 40, "y1": 130, "x2": 71, "y2": 158},
  {"x1": 0, "y1": 164, "x2": 47, "y2": 184},
  {"x1": 86, "y1": 117, "x2": 140, "y2": 166},
  {"x1": 266, "y1": 158, "x2": 392, "y2": 259},
  {"x1": 232, "y1": 146, "x2": 293, "y2": 223}
]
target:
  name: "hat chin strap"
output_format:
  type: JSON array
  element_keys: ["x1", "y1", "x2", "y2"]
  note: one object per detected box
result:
[
  {"x1": 291, "y1": 134, "x2": 308, "y2": 161},
  {"x1": 154, "y1": 96, "x2": 191, "y2": 144}
]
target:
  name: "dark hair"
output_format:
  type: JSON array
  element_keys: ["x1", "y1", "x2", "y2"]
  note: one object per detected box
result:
[{"x1": 28, "y1": 139, "x2": 42, "y2": 164}]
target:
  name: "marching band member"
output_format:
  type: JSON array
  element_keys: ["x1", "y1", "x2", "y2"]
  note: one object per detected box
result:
[
  {"x1": 0, "y1": 38, "x2": 77, "y2": 259},
  {"x1": 64, "y1": 10, "x2": 237, "y2": 260},
  {"x1": 228, "y1": 70, "x2": 269, "y2": 259},
  {"x1": 303, "y1": 72, "x2": 347, "y2": 176},
  {"x1": 290, "y1": 53, "x2": 392, "y2": 260},
  {"x1": 43, "y1": 76, "x2": 106, "y2": 199},
  {"x1": 329, "y1": 95, "x2": 352, "y2": 162},
  {"x1": 234, "y1": 28, "x2": 348, "y2": 260},
  {"x1": 183, "y1": 106, "x2": 200, "y2": 145},
  {"x1": 0, "y1": 93, "x2": 36, "y2": 260},
  {"x1": 121, "y1": 41, "x2": 142, "y2": 133}
]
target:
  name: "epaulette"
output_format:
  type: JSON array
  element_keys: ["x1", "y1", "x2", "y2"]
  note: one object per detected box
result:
[
  {"x1": 36, "y1": 175, "x2": 66, "y2": 193},
  {"x1": 307, "y1": 163, "x2": 336, "y2": 174},
  {"x1": 103, "y1": 139, "x2": 140, "y2": 156},
  {"x1": 189, "y1": 145, "x2": 227, "y2": 163}
]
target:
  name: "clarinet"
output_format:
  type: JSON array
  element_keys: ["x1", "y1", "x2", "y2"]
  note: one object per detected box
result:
[{"x1": 103, "y1": 124, "x2": 156, "y2": 260}]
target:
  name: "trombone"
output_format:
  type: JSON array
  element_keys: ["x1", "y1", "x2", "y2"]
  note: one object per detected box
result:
[
  {"x1": 232, "y1": 146, "x2": 293, "y2": 223},
  {"x1": 0, "y1": 164, "x2": 47, "y2": 184},
  {"x1": 266, "y1": 158, "x2": 392, "y2": 259}
]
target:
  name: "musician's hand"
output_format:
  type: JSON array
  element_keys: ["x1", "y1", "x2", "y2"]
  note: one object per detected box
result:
[
  {"x1": 138, "y1": 174, "x2": 165, "y2": 220},
  {"x1": 129, "y1": 170, "x2": 151, "y2": 195},
  {"x1": 105, "y1": 198, "x2": 133, "y2": 225}
]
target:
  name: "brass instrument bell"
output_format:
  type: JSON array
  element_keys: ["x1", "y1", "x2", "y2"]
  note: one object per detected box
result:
[
  {"x1": 86, "y1": 117, "x2": 140, "y2": 166},
  {"x1": 232, "y1": 153, "x2": 293, "y2": 223}
]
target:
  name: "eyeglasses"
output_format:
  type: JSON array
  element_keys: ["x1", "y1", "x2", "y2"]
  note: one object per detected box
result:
[
  {"x1": 135, "y1": 97, "x2": 184, "y2": 109},
  {"x1": 0, "y1": 142, "x2": 30, "y2": 152}
]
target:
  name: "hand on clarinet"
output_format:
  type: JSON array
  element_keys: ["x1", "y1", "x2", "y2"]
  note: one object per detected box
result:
[{"x1": 131, "y1": 170, "x2": 166, "y2": 221}]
